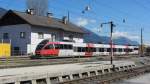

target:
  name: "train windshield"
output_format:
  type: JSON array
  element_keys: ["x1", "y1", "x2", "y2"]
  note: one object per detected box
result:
[
  {"x1": 36, "y1": 40, "x2": 49, "y2": 50},
  {"x1": 44, "y1": 44, "x2": 54, "y2": 49}
]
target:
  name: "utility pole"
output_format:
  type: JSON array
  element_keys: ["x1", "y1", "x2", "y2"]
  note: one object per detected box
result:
[
  {"x1": 101, "y1": 21, "x2": 115, "y2": 65},
  {"x1": 141, "y1": 28, "x2": 143, "y2": 57}
]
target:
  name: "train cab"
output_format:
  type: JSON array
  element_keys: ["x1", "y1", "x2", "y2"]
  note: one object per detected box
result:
[{"x1": 35, "y1": 41, "x2": 74, "y2": 57}]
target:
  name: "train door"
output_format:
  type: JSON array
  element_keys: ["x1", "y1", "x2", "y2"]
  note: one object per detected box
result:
[
  {"x1": 85, "y1": 43, "x2": 93, "y2": 57},
  {"x1": 125, "y1": 45, "x2": 129, "y2": 55}
]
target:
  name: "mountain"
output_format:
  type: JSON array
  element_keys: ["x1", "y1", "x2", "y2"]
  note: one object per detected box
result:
[
  {"x1": 83, "y1": 28, "x2": 139, "y2": 45},
  {"x1": 0, "y1": 8, "x2": 7, "y2": 18},
  {"x1": 113, "y1": 37, "x2": 139, "y2": 45}
]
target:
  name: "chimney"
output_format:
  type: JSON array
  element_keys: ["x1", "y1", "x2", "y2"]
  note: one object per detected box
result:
[
  {"x1": 62, "y1": 16, "x2": 67, "y2": 24},
  {"x1": 47, "y1": 12, "x2": 53, "y2": 18},
  {"x1": 26, "y1": 9, "x2": 34, "y2": 15}
]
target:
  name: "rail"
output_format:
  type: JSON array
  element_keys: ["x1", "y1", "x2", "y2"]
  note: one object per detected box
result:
[{"x1": 59, "y1": 65, "x2": 150, "y2": 84}]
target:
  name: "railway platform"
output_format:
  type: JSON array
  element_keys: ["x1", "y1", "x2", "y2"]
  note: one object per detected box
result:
[{"x1": 0, "y1": 61, "x2": 136, "y2": 84}]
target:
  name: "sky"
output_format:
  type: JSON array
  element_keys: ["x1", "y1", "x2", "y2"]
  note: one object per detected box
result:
[{"x1": 0, "y1": 0, "x2": 150, "y2": 44}]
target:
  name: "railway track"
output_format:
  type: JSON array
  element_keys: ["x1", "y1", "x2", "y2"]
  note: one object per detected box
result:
[
  {"x1": 58, "y1": 65, "x2": 150, "y2": 84},
  {"x1": 0, "y1": 56, "x2": 100, "y2": 69},
  {"x1": 0, "y1": 55, "x2": 141, "y2": 69}
]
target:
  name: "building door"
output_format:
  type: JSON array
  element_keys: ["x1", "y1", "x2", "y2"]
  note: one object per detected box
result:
[{"x1": 13, "y1": 47, "x2": 20, "y2": 56}]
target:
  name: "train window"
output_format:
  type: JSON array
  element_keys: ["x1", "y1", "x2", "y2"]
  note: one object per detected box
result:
[
  {"x1": 77, "y1": 47, "x2": 82, "y2": 52},
  {"x1": 107, "y1": 48, "x2": 111, "y2": 52},
  {"x1": 85, "y1": 47, "x2": 88, "y2": 52},
  {"x1": 92, "y1": 48, "x2": 96, "y2": 52},
  {"x1": 82, "y1": 47, "x2": 86, "y2": 52},
  {"x1": 124, "y1": 49, "x2": 129, "y2": 52},
  {"x1": 64, "y1": 45, "x2": 68, "y2": 49},
  {"x1": 62, "y1": 44, "x2": 73, "y2": 49},
  {"x1": 44, "y1": 44, "x2": 53, "y2": 49},
  {"x1": 113, "y1": 48, "x2": 117, "y2": 52},
  {"x1": 55, "y1": 44, "x2": 60, "y2": 49},
  {"x1": 134, "y1": 48, "x2": 139, "y2": 50},
  {"x1": 104, "y1": 48, "x2": 107, "y2": 52},
  {"x1": 99, "y1": 48, "x2": 104, "y2": 52},
  {"x1": 119, "y1": 48, "x2": 122, "y2": 52},
  {"x1": 60, "y1": 44, "x2": 63, "y2": 49},
  {"x1": 125, "y1": 49, "x2": 132, "y2": 52},
  {"x1": 36, "y1": 40, "x2": 49, "y2": 50},
  {"x1": 68, "y1": 45, "x2": 73, "y2": 49},
  {"x1": 130, "y1": 49, "x2": 133, "y2": 52}
]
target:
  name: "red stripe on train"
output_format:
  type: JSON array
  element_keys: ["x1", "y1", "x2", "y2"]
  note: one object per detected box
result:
[{"x1": 85, "y1": 43, "x2": 93, "y2": 57}]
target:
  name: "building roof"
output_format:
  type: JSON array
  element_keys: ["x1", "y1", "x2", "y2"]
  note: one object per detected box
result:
[{"x1": 0, "y1": 10, "x2": 85, "y2": 33}]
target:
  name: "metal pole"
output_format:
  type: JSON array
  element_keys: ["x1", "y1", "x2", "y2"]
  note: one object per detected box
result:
[
  {"x1": 100, "y1": 21, "x2": 115, "y2": 65},
  {"x1": 110, "y1": 21, "x2": 113, "y2": 65},
  {"x1": 141, "y1": 28, "x2": 143, "y2": 56}
]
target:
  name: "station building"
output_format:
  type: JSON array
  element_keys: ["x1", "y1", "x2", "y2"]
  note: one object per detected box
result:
[{"x1": 0, "y1": 10, "x2": 85, "y2": 55}]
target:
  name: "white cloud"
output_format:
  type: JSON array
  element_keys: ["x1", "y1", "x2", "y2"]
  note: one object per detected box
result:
[
  {"x1": 76, "y1": 17, "x2": 96, "y2": 26},
  {"x1": 112, "y1": 31, "x2": 139, "y2": 40}
]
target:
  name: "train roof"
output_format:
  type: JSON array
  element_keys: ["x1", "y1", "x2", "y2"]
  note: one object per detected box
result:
[{"x1": 46, "y1": 41, "x2": 139, "y2": 47}]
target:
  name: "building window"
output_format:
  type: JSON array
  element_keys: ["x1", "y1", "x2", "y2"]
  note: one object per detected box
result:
[
  {"x1": 20, "y1": 32, "x2": 26, "y2": 38},
  {"x1": 3, "y1": 33, "x2": 9, "y2": 39},
  {"x1": 38, "y1": 32, "x2": 44, "y2": 39}
]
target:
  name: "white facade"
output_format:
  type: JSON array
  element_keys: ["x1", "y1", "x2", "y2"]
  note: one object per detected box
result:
[{"x1": 0, "y1": 24, "x2": 84, "y2": 55}]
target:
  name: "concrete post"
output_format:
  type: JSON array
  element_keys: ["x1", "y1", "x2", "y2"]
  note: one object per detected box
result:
[
  {"x1": 32, "y1": 79, "x2": 37, "y2": 84},
  {"x1": 108, "y1": 69, "x2": 111, "y2": 73},
  {"x1": 15, "y1": 82, "x2": 20, "y2": 84},
  {"x1": 95, "y1": 70, "x2": 98, "y2": 75},
  {"x1": 69, "y1": 75, "x2": 73, "y2": 80},
  {"x1": 46, "y1": 78, "x2": 51, "y2": 84},
  {"x1": 79, "y1": 73, "x2": 82, "y2": 78},
  {"x1": 102, "y1": 70, "x2": 105, "y2": 74},
  {"x1": 58, "y1": 76, "x2": 63, "y2": 82},
  {"x1": 87, "y1": 72, "x2": 90, "y2": 77}
]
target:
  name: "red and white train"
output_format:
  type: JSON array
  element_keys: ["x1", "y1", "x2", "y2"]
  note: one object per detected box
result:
[{"x1": 33, "y1": 40, "x2": 139, "y2": 58}]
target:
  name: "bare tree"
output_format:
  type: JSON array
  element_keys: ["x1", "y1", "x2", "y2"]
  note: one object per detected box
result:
[{"x1": 26, "y1": 0, "x2": 48, "y2": 16}]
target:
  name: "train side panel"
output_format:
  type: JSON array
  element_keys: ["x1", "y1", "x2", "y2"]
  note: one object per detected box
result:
[{"x1": 58, "y1": 42, "x2": 74, "y2": 57}]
